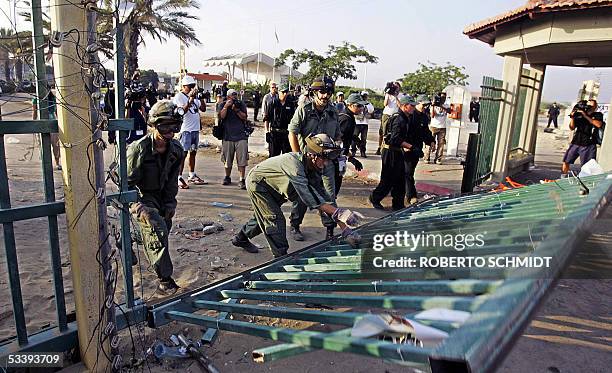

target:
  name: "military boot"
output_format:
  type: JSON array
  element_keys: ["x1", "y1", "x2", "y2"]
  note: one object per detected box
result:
[
  {"x1": 290, "y1": 226, "x2": 305, "y2": 241},
  {"x1": 232, "y1": 231, "x2": 259, "y2": 253}
]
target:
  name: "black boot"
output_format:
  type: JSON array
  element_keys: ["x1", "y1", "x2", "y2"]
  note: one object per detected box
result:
[
  {"x1": 158, "y1": 277, "x2": 180, "y2": 295},
  {"x1": 232, "y1": 231, "x2": 259, "y2": 253},
  {"x1": 290, "y1": 225, "x2": 305, "y2": 241}
]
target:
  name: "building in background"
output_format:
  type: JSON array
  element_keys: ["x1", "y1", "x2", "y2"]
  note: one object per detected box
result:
[{"x1": 202, "y1": 53, "x2": 302, "y2": 85}]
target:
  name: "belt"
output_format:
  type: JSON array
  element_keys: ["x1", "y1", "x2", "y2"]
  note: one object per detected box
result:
[{"x1": 381, "y1": 143, "x2": 403, "y2": 152}]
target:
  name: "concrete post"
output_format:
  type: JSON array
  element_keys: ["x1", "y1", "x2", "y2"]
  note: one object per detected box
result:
[
  {"x1": 518, "y1": 65, "x2": 546, "y2": 155},
  {"x1": 490, "y1": 54, "x2": 524, "y2": 181},
  {"x1": 50, "y1": 0, "x2": 110, "y2": 370}
]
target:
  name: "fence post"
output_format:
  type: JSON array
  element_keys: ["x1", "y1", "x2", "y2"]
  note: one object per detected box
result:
[{"x1": 461, "y1": 133, "x2": 481, "y2": 193}]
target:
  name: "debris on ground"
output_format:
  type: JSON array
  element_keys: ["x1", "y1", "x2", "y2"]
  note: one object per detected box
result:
[
  {"x1": 210, "y1": 202, "x2": 233, "y2": 208},
  {"x1": 218, "y1": 212, "x2": 233, "y2": 221}
]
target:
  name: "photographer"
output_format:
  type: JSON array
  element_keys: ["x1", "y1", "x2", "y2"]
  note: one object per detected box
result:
[
  {"x1": 376, "y1": 81, "x2": 402, "y2": 155},
  {"x1": 125, "y1": 84, "x2": 148, "y2": 144},
  {"x1": 173, "y1": 75, "x2": 207, "y2": 189},
  {"x1": 146, "y1": 82, "x2": 158, "y2": 108},
  {"x1": 561, "y1": 99, "x2": 604, "y2": 175},
  {"x1": 217, "y1": 89, "x2": 249, "y2": 189},
  {"x1": 426, "y1": 92, "x2": 450, "y2": 164}
]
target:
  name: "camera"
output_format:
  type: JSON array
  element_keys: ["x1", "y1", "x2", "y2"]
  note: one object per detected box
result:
[
  {"x1": 195, "y1": 87, "x2": 205, "y2": 100},
  {"x1": 384, "y1": 82, "x2": 397, "y2": 95},
  {"x1": 433, "y1": 94, "x2": 445, "y2": 107},
  {"x1": 126, "y1": 84, "x2": 145, "y2": 101},
  {"x1": 570, "y1": 100, "x2": 588, "y2": 118}
]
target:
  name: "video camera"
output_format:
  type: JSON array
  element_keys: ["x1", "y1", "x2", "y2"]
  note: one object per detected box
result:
[
  {"x1": 384, "y1": 82, "x2": 398, "y2": 95},
  {"x1": 433, "y1": 93, "x2": 445, "y2": 107},
  {"x1": 195, "y1": 87, "x2": 205, "y2": 101},
  {"x1": 570, "y1": 100, "x2": 588, "y2": 119}
]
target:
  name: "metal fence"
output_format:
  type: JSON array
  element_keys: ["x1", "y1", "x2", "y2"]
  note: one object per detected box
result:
[
  {"x1": 147, "y1": 173, "x2": 611, "y2": 372},
  {"x1": 461, "y1": 76, "x2": 503, "y2": 192},
  {"x1": 0, "y1": 119, "x2": 145, "y2": 357}
]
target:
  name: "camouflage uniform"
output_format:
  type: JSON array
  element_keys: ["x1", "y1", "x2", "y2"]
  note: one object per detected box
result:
[
  {"x1": 288, "y1": 101, "x2": 340, "y2": 228},
  {"x1": 240, "y1": 152, "x2": 333, "y2": 256},
  {"x1": 127, "y1": 132, "x2": 184, "y2": 279}
]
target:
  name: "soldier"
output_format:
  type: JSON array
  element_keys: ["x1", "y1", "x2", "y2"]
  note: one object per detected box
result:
[
  {"x1": 127, "y1": 100, "x2": 185, "y2": 295},
  {"x1": 231, "y1": 134, "x2": 363, "y2": 257},
  {"x1": 265, "y1": 84, "x2": 295, "y2": 157},
  {"x1": 337, "y1": 93, "x2": 365, "y2": 194},
  {"x1": 288, "y1": 76, "x2": 341, "y2": 241},
  {"x1": 369, "y1": 95, "x2": 418, "y2": 210}
]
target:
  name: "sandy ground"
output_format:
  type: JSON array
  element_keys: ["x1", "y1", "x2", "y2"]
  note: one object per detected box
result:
[{"x1": 0, "y1": 93, "x2": 610, "y2": 372}]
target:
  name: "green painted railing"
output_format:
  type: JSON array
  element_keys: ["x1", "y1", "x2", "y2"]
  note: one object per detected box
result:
[{"x1": 150, "y1": 173, "x2": 611, "y2": 372}]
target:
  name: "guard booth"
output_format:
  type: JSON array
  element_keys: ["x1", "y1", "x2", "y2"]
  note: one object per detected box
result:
[{"x1": 462, "y1": 0, "x2": 612, "y2": 186}]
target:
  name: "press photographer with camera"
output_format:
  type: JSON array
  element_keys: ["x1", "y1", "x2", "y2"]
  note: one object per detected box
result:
[
  {"x1": 173, "y1": 75, "x2": 207, "y2": 189},
  {"x1": 561, "y1": 99, "x2": 604, "y2": 176},
  {"x1": 427, "y1": 92, "x2": 451, "y2": 164},
  {"x1": 125, "y1": 83, "x2": 148, "y2": 144},
  {"x1": 217, "y1": 89, "x2": 250, "y2": 189},
  {"x1": 376, "y1": 81, "x2": 402, "y2": 155}
]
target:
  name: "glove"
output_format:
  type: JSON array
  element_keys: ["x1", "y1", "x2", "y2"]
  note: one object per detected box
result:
[
  {"x1": 265, "y1": 132, "x2": 272, "y2": 144},
  {"x1": 332, "y1": 208, "x2": 364, "y2": 228},
  {"x1": 348, "y1": 157, "x2": 363, "y2": 172},
  {"x1": 341, "y1": 227, "x2": 362, "y2": 249}
]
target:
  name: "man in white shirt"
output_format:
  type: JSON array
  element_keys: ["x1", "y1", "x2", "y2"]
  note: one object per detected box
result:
[
  {"x1": 427, "y1": 92, "x2": 450, "y2": 164},
  {"x1": 352, "y1": 90, "x2": 375, "y2": 157},
  {"x1": 173, "y1": 75, "x2": 207, "y2": 188}
]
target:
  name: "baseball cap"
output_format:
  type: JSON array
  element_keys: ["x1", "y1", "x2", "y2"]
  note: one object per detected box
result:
[
  {"x1": 398, "y1": 95, "x2": 417, "y2": 106},
  {"x1": 361, "y1": 90, "x2": 369, "y2": 96},
  {"x1": 279, "y1": 84, "x2": 289, "y2": 92},
  {"x1": 181, "y1": 75, "x2": 196, "y2": 86},
  {"x1": 227, "y1": 89, "x2": 238, "y2": 96},
  {"x1": 345, "y1": 93, "x2": 367, "y2": 106},
  {"x1": 337, "y1": 91, "x2": 344, "y2": 97},
  {"x1": 416, "y1": 94, "x2": 431, "y2": 105}
]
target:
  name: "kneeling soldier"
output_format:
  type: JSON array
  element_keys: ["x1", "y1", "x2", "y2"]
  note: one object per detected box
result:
[
  {"x1": 127, "y1": 100, "x2": 185, "y2": 295},
  {"x1": 232, "y1": 134, "x2": 363, "y2": 257}
]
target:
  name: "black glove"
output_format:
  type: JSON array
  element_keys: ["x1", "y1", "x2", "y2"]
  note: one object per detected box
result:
[
  {"x1": 348, "y1": 157, "x2": 363, "y2": 172},
  {"x1": 265, "y1": 132, "x2": 272, "y2": 144}
]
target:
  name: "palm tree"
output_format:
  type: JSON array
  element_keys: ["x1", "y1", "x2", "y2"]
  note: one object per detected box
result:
[
  {"x1": 99, "y1": 0, "x2": 201, "y2": 83},
  {"x1": 0, "y1": 27, "x2": 33, "y2": 82}
]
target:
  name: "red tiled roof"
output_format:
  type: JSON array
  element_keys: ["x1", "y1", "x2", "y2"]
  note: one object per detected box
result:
[
  {"x1": 464, "y1": 0, "x2": 612, "y2": 41},
  {"x1": 187, "y1": 73, "x2": 225, "y2": 82}
]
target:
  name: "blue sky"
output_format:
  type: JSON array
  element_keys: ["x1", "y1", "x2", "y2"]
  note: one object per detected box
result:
[{"x1": 1, "y1": 0, "x2": 610, "y2": 103}]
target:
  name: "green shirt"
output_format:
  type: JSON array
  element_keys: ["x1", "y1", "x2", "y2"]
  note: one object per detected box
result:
[
  {"x1": 127, "y1": 133, "x2": 185, "y2": 211},
  {"x1": 288, "y1": 102, "x2": 341, "y2": 153},
  {"x1": 247, "y1": 152, "x2": 332, "y2": 209}
]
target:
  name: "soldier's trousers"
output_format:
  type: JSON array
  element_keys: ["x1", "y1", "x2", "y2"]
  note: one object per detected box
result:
[
  {"x1": 268, "y1": 131, "x2": 292, "y2": 158},
  {"x1": 241, "y1": 179, "x2": 289, "y2": 257},
  {"x1": 404, "y1": 155, "x2": 419, "y2": 201},
  {"x1": 130, "y1": 200, "x2": 173, "y2": 280},
  {"x1": 289, "y1": 160, "x2": 336, "y2": 228},
  {"x1": 351, "y1": 125, "x2": 368, "y2": 154},
  {"x1": 371, "y1": 149, "x2": 406, "y2": 210}
]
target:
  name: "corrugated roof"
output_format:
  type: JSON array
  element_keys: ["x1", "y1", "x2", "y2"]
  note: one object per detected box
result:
[{"x1": 464, "y1": 0, "x2": 612, "y2": 39}]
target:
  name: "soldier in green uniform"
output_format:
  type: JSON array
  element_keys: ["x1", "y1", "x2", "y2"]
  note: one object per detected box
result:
[
  {"x1": 288, "y1": 76, "x2": 341, "y2": 241},
  {"x1": 232, "y1": 134, "x2": 363, "y2": 257},
  {"x1": 127, "y1": 100, "x2": 185, "y2": 294}
]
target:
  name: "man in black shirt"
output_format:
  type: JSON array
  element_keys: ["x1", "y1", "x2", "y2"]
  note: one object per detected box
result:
[
  {"x1": 547, "y1": 102, "x2": 560, "y2": 129},
  {"x1": 370, "y1": 95, "x2": 418, "y2": 210},
  {"x1": 562, "y1": 99, "x2": 604, "y2": 175},
  {"x1": 265, "y1": 85, "x2": 295, "y2": 157},
  {"x1": 252, "y1": 89, "x2": 262, "y2": 122}
]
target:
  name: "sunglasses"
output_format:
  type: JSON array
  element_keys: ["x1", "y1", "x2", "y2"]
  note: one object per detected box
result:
[{"x1": 157, "y1": 124, "x2": 180, "y2": 134}]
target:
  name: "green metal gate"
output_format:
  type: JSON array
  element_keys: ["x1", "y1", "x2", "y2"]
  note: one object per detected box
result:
[
  {"x1": 461, "y1": 76, "x2": 503, "y2": 192},
  {"x1": 0, "y1": 119, "x2": 145, "y2": 357},
  {"x1": 510, "y1": 68, "x2": 530, "y2": 149}
]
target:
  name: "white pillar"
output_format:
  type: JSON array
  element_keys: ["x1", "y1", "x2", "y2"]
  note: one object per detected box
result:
[
  {"x1": 490, "y1": 55, "x2": 524, "y2": 181},
  {"x1": 598, "y1": 97, "x2": 612, "y2": 171}
]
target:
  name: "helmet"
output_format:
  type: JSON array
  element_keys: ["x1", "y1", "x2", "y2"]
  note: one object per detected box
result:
[
  {"x1": 181, "y1": 75, "x2": 196, "y2": 86},
  {"x1": 310, "y1": 76, "x2": 335, "y2": 93},
  {"x1": 305, "y1": 133, "x2": 341, "y2": 160},
  {"x1": 148, "y1": 100, "x2": 183, "y2": 127}
]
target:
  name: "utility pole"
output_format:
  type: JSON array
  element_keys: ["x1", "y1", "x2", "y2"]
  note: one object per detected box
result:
[{"x1": 50, "y1": 0, "x2": 114, "y2": 370}]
